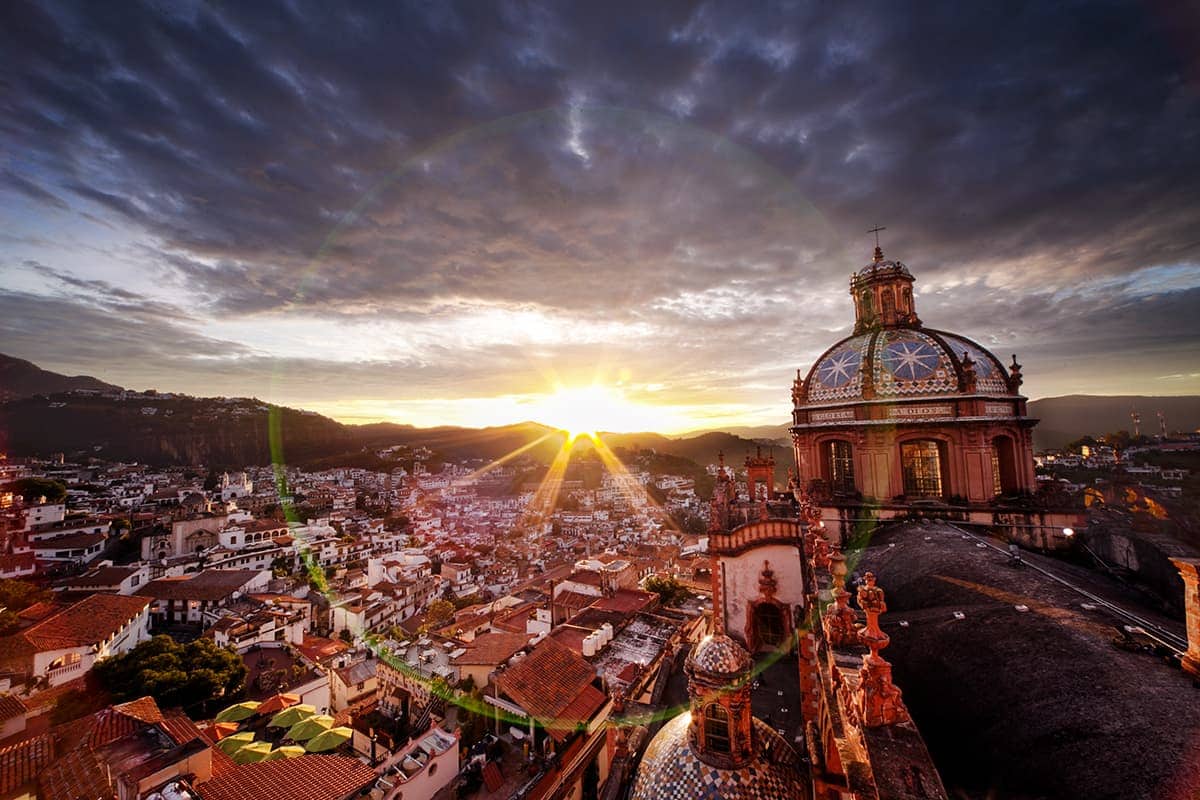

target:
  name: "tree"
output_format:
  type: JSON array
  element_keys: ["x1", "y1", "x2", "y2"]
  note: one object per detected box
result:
[
  {"x1": 422, "y1": 599, "x2": 455, "y2": 631},
  {"x1": 93, "y1": 635, "x2": 246, "y2": 712},
  {"x1": 643, "y1": 574, "x2": 689, "y2": 607},
  {"x1": 339, "y1": 628, "x2": 354, "y2": 643},
  {"x1": 3, "y1": 477, "x2": 67, "y2": 504},
  {"x1": 0, "y1": 579, "x2": 52, "y2": 635}
]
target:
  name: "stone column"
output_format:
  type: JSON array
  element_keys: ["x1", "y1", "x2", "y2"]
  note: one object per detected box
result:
[{"x1": 1170, "y1": 557, "x2": 1200, "y2": 679}]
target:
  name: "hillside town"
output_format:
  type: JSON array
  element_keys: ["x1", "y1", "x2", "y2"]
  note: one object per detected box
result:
[{"x1": 0, "y1": 437, "x2": 723, "y2": 800}]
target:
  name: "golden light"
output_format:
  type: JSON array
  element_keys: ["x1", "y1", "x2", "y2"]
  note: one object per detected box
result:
[{"x1": 529, "y1": 384, "x2": 659, "y2": 437}]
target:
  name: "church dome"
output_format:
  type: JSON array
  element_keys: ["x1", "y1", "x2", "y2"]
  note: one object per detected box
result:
[
  {"x1": 689, "y1": 634, "x2": 753, "y2": 676},
  {"x1": 630, "y1": 714, "x2": 806, "y2": 800},
  {"x1": 802, "y1": 326, "x2": 1013, "y2": 405}
]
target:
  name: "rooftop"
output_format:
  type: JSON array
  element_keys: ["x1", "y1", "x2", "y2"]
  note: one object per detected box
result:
[{"x1": 197, "y1": 754, "x2": 377, "y2": 800}]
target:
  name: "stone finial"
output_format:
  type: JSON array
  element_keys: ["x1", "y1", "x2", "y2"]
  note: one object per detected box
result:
[
  {"x1": 1170, "y1": 557, "x2": 1200, "y2": 679},
  {"x1": 1008, "y1": 353, "x2": 1023, "y2": 390},
  {"x1": 852, "y1": 572, "x2": 910, "y2": 727},
  {"x1": 856, "y1": 572, "x2": 890, "y2": 655},
  {"x1": 811, "y1": 534, "x2": 831, "y2": 570},
  {"x1": 758, "y1": 561, "x2": 778, "y2": 599},
  {"x1": 960, "y1": 350, "x2": 978, "y2": 394},
  {"x1": 824, "y1": 586, "x2": 858, "y2": 648},
  {"x1": 792, "y1": 369, "x2": 805, "y2": 405}
]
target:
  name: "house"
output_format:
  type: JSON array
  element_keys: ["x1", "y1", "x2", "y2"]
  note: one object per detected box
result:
[
  {"x1": 29, "y1": 531, "x2": 107, "y2": 566},
  {"x1": 55, "y1": 564, "x2": 149, "y2": 596},
  {"x1": 0, "y1": 594, "x2": 151, "y2": 690},
  {"x1": 450, "y1": 631, "x2": 530, "y2": 689},
  {"x1": 136, "y1": 569, "x2": 269, "y2": 626},
  {"x1": 196, "y1": 754, "x2": 376, "y2": 800},
  {"x1": 330, "y1": 659, "x2": 378, "y2": 712}
]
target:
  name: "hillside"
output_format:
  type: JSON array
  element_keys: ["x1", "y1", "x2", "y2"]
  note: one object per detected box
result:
[
  {"x1": 0, "y1": 353, "x2": 122, "y2": 400},
  {"x1": 1027, "y1": 395, "x2": 1200, "y2": 450}
]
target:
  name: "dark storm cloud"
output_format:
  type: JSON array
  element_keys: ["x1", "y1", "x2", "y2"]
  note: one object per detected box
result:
[{"x1": 2, "y1": 0, "x2": 1199, "y2": 410}]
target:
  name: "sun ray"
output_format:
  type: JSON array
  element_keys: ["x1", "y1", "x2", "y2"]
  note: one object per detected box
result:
[
  {"x1": 589, "y1": 433, "x2": 678, "y2": 531},
  {"x1": 520, "y1": 434, "x2": 575, "y2": 528},
  {"x1": 464, "y1": 431, "x2": 559, "y2": 481}
]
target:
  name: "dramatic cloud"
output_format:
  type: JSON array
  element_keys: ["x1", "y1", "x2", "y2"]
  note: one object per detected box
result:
[{"x1": 1, "y1": 0, "x2": 1198, "y2": 429}]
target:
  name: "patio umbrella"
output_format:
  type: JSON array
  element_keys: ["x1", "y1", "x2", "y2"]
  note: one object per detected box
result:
[
  {"x1": 214, "y1": 701, "x2": 261, "y2": 723},
  {"x1": 231, "y1": 740, "x2": 273, "y2": 764},
  {"x1": 262, "y1": 745, "x2": 307, "y2": 761},
  {"x1": 255, "y1": 693, "x2": 300, "y2": 717},
  {"x1": 215, "y1": 731, "x2": 256, "y2": 756},
  {"x1": 305, "y1": 727, "x2": 353, "y2": 753},
  {"x1": 268, "y1": 704, "x2": 316, "y2": 729},
  {"x1": 207, "y1": 722, "x2": 241, "y2": 741},
  {"x1": 286, "y1": 714, "x2": 335, "y2": 742}
]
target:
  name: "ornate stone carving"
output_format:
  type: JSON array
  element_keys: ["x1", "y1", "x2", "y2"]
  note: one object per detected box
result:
[
  {"x1": 851, "y1": 573, "x2": 909, "y2": 727},
  {"x1": 823, "y1": 586, "x2": 858, "y2": 648}
]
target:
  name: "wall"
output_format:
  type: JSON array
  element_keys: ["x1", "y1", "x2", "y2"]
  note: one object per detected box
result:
[{"x1": 718, "y1": 543, "x2": 805, "y2": 648}]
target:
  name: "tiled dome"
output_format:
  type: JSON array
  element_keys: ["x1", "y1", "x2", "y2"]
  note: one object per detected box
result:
[
  {"x1": 689, "y1": 634, "x2": 753, "y2": 676},
  {"x1": 803, "y1": 327, "x2": 1012, "y2": 405},
  {"x1": 630, "y1": 714, "x2": 806, "y2": 800}
]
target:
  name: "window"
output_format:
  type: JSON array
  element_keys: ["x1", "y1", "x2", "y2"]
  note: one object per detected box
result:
[
  {"x1": 825, "y1": 440, "x2": 855, "y2": 493},
  {"x1": 901, "y1": 440, "x2": 943, "y2": 498},
  {"x1": 992, "y1": 436, "x2": 1018, "y2": 495},
  {"x1": 991, "y1": 448, "x2": 1002, "y2": 496},
  {"x1": 753, "y1": 603, "x2": 786, "y2": 648},
  {"x1": 704, "y1": 703, "x2": 731, "y2": 754}
]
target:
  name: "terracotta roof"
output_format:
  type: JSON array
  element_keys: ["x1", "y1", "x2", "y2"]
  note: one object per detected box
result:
[
  {"x1": 591, "y1": 589, "x2": 657, "y2": 616},
  {"x1": 58, "y1": 696, "x2": 164, "y2": 751},
  {"x1": 0, "y1": 732, "x2": 54, "y2": 795},
  {"x1": 451, "y1": 632, "x2": 529, "y2": 666},
  {"x1": 38, "y1": 745, "x2": 111, "y2": 800},
  {"x1": 30, "y1": 531, "x2": 106, "y2": 550},
  {"x1": 160, "y1": 711, "x2": 236, "y2": 777},
  {"x1": 60, "y1": 565, "x2": 141, "y2": 588},
  {"x1": 0, "y1": 552, "x2": 36, "y2": 573},
  {"x1": 197, "y1": 755, "x2": 376, "y2": 800},
  {"x1": 137, "y1": 569, "x2": 263, "y2": 602},
  {"x1": 498, "y1": 638, "x2": 604, "y2": 738},
  {"x1": 0, "y1": 694, "x2": 25, "y2": 723},
  {"x1": 9, "y1": 594, "x2": 149, "y2": 652},
  {"x1": 554, "y1": 589, "x2": 597, "y2": 610},
  {"x1": 16, "y1": 601, "x2": 61, "y2": 622}
]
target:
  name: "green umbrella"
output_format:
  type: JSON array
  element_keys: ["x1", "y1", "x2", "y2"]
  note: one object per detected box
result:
[
  {"x1": 262, "y1": 745, "x2": 307, "y2": 761},
  {"x1": 214, "y1": 701, "x2": 261, "y2": 723},
  {"x1": 267, "y1": 704, "x2": 316, "y2": 729},
  {"x1": 286, "y1": 714, "x2": 334, "y2": 742},
  {"x1": 231, "y1": 740, "x2": 274, "y2": 764},
  {"x1": 305, "y1": 727, "x2": 353, "y2": 753},
  {"x1": 215, "y1": 731, "x2": 256, "y2": 755}
]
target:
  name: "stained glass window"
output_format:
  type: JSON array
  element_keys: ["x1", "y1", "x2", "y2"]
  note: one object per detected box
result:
[{"x1": 901, "y1": 440, "x2": 943, "y2": 498}]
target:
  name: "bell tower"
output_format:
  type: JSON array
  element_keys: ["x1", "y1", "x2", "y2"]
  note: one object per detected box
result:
[
  {"x1": 850, "y1": 230, "x2": 921, "y2": 333},
  {"x1": 686, "y1": 634, "x2": 756, "y2": 770}
]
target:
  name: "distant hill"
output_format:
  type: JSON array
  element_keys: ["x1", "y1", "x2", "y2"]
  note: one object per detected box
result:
[
  {"x1": 0, "y1": 353, "x2": 122, "y2": 400},
  {"x1": 1027, "y1": 395, "x2": 1200, "y2": 450}
]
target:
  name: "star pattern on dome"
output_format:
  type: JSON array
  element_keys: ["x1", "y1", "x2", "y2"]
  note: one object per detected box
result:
[
  {"x1": 817, "y1": 349, "x2": 861, "y2": 388},
  {"x1": 882, "y1": 340, "x2": 939, "y2": 380}
]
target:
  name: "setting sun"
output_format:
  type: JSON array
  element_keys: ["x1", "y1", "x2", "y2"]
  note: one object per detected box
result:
[{"x1": 529, "y1": 385, "x2": 659, "y2": 436}]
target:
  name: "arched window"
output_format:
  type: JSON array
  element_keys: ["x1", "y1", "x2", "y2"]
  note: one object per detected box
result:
[
  {"x1": 753, "y1": 603, "x2": 785, "y2": 649},
  {"x1": 881, "y1": 288, "x2": 896, "y2": 321},
  {"x1": 824, "y1": 440, "x2": 855, "y2": 494},
  {"x1": 704, "y1": 703, "x2": 731, "y2": 754},
  {"x1": 901, "y1": 440, "x2": 944, "y2": 498},
  {"x1": 992, "y1": 435, "x2": 1019, "y2": 495}
]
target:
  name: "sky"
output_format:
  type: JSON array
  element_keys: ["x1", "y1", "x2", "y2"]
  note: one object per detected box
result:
[{"x1": 2, "y1": 1, "x2": 1199, "y2": 433}]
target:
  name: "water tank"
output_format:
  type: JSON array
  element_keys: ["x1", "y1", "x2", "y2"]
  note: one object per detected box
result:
[
  {"x1": 600, "y1": 623, "x2": 614, "y2": 645},
  {"x1": 582, "y1": 633, "x2": 597, "y2": 657}
]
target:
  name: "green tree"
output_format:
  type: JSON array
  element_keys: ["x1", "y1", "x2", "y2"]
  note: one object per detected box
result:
[
  {"x1": 93, "y1": 635, "x2": 246, "y2": 712},
  {"x1": 421, "y1": 599, "x2": 455, "y2": 632},
  {"x1": 3, "y1": 477, "x2": 67, "y2": 504},
  {"x1": 643, "y1": 574, "x2": 689, "y2": 607}
]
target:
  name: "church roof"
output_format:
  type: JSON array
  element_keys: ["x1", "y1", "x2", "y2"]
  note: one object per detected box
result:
[
  {"x1": 859, "y1": 521, "x2": 1200, "y2": 799},
  {"x1": 689, "y1": 634, "x2": 752, "y2": 676},
  {"x1": 802, "y1": 326, "x2": 1012, "y2": 406},
  {"x1": 631, "y1": 714, "x2": 805, "y2": 800}
]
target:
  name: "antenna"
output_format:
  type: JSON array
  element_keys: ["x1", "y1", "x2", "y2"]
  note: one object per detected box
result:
[
  {"x1": 1157, "y1": 410, "x2": 1167, "y2": 438},
  {"x1": 1130, "y1": 409, "x2": 1141, "y2": 439}
]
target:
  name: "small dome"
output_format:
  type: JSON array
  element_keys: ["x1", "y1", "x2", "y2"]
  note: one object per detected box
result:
[
  {"x1": 689, "y1": 634, "x2": 752, "y2": 676},
  {"x1": 803, "y1": 327, "x2": 1011, "y2": 405},
  {"x1": 856, "y1": 258, "x2": 912, "y2": 278},
  {"x1": 630, "y1": 714, "x2": 805, "y2": 800}
]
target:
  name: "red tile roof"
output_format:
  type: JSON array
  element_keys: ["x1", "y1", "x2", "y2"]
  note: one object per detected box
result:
[
  {"x1": 136, "y1": 569, "x2": 263, "y2": 602},
  {"x1": 38, "y1": 745, "x2": 111, "y2": 800},
  {"x1": 10, "y1": 594, "x2": 149, "y2": 652},
  {"x1": 0, "y1": 732, "x2": 54, "y2": 795},
  {"x1": 0, "y1": 695, "x2": 25, "y2": 723},
  {"x1": 498, "y1": 638, "x2": 605, "y2": 741},
  {"x1": 591, "y1": 589, "x2": 656, "y2": 615},
  {"x1": 451, "y1": 632, "x2": 529, "y2": 666},
  {"x1": 197, "y1": 755, "x2": 376, "y2": 800},
  {"x1": 58, "y1": 696, "x2": 164, "y2": 751}
]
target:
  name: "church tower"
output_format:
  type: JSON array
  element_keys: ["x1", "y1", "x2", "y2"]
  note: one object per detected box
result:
[
  {"x1": 686, "y1": 635, "x2": 756, "y2": 769},
  {"x1": 850, "y1": 243, "x2": 921, "y2": 333}
]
